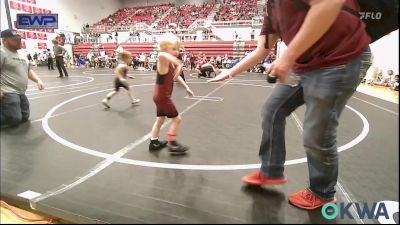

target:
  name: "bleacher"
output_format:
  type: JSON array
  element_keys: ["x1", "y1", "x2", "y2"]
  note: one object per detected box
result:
[
  {"x1": 73, "y1": 41, "x2": 258, "y2": 58},
  {"x1": 243, "y1": 41, "x2": 257, "y2": 52},
  {"x1": 123, "y1": 43, "x2": 157, "y2": 56},
  {"x1": 182, "y1": 41, "x2": 235, "y2": 57},
  {"x1": 73, "y1": 43, "x2": 117, "y2": 57},
  {"x1": 82, "y1": 0, "x2": 262, "y2": 43}
]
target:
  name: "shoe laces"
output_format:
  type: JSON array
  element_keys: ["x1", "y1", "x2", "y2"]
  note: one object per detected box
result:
[
  {"x1": 302, "y1": 190, "x2": 316, "y2": 203},
  {"x1": 256, "y1": 171, "x2": 263, "y2": 179}
]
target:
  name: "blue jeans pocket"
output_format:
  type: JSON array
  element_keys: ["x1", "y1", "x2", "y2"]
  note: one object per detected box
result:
[
  {"x1": 302, "y1": 65, "x2": 350, "y2": 99},
  {"x1": 320, "y1": 64, "x2": 346, "y2": 71}
]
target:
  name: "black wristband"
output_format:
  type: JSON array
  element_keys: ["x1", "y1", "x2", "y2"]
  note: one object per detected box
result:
[{"x1": 267, "y1": 74, "x2": 277, "y2": 83}]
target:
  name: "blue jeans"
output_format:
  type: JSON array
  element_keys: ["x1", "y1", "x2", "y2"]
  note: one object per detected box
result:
[
  {"x1": 259, "y1": 48, "x2": 372, "y2": 200},
  {"x1": 0, "y1": 93, "x2": 30, "y2": 127}
]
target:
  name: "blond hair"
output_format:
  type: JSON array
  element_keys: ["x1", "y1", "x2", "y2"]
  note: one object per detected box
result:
[
  {"x1": 118, "y1": 50, "x2": 132, "y2": 62},
  {"x1": 159, "y1": 39, "x2": 181, "y2": 52}
]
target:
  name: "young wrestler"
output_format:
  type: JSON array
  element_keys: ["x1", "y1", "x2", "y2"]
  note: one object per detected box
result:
[
  {"x1": 102, "y1": 50, "x2": 140, "y2": 108},
  {"x1": 149, "y1": 38, "x2": 194, "y2": 154}
]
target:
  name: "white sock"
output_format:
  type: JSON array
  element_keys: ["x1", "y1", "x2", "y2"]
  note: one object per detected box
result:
[{"x1": 106, "y1": 92, "x2": 113, "y2": 100}]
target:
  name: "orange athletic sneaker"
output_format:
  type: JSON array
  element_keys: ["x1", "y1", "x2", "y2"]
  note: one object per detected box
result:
[
  {"x1": 288, "y1": 189, "x2": 337, "y2": 210},
  {"x1": 242, "y1": 171, "x2": 287, "y2": 185}
]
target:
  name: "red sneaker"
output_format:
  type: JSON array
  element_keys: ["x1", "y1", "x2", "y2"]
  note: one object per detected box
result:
[
  {"x1": 242, "y1": 171, "x2": 287, "y2": 185},
  {"x1": 288, "y1": 189, "x2": 337, "y2": 210}
]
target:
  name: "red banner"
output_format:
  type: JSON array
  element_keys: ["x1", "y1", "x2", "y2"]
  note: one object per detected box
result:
[
  {"x1": 37, "y1": 33, "x2": 47, "y2": 40},
  {"x1": 26, "y1": 0, "x2": 36, "y2": 4},
  {"x1": 9, "y1": 1, "x2": 22, "y2": 10},
  {"x1": 21, "y1": 4, "x2": 32, "y2": 13},
  {"x1": 46, "y1": 29, "x2": 54, "y2": 33},
  {"x1": 36, "y1": 28, "x2": 46, "y2": 33},
  {"x1": 38, "y1": 43, "x2": 47, "y2": 49},
  {"x1": 32, "y1": 7, "x2": 42, "y2": 13},
  {"x1": 42, "y1": 9, "x2": 51, "y2": 14},
  {"x1": 26, "y1": 31, "x2": 37, "y2": 39}
]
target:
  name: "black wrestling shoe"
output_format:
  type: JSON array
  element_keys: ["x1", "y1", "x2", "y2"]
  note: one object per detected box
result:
[
  {"x1": 168, "y1": 141, "x2": 189, "y2": 154},
  {"x1": 149, "y1": 140, "x2": 168, "y2": 151}
]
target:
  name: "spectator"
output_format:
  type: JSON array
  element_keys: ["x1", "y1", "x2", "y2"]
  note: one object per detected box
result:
[
  {"x1": 177, "y1": 52, "x2": 186, "y2": 81},
  {"x1": 114, "y1": 32, "x2": 118, "y2": 43},
  {"x1": 216, "y1": 55, "x2": 222, "y2": 67},
  {"x1": 40, "y1": 51, "x2": 47, "y2": 66},
  {"x1": 65, "y1": 51, "x2": 72, "y2": 68},
  {"x1": 389, "y1": 74, "x2": 399, "y2": 91},
  {"x1": 33, "y1": 52, "x2": 38, "y2": 66},
  {"x1": 189, "y1": 53, "x2": 196, "y2": 70},
  {"x1": 132, "y1": 55, "x2": 140, "y2": 70},
  {"x1": 374, "y1": 69, "x2": 395, "y2": 86},
  {"x1": 115, "y1": 44, "x2": 123, "y2": 55},
  {"x1": 139, "y1": 53, "x2": 146, "y2": 67},
  {"x1": 1, "y1": 29, "x2": 45, "y2": 127},
  {"x1": 27, "y1": 53, "x2": 32, "y2": 62}
]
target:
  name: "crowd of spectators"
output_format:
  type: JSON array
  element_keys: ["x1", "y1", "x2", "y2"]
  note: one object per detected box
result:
[
  {"x1": 124, "y1": 4, "x2": 172, "y2": 26},
  {"x1": 363, "y1": 68, "x2": 399, "y2": 91},
  {"x1": 84, "y1": 1, "x2": 220, "y2": 34},
  {"x1": 156, "y1": 3, "x2": 214, "y2": 30},
  {"x1": 214, "y1": 0, "x2": 257, "y2": 21},
  {"x1": 79, "y1": 0, "x2": 264, "y2": 43}
]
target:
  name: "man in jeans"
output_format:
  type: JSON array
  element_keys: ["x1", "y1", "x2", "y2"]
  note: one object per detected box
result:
[
  {"x1": 52, "y1": 39, "x2": 69, "y2": 78},
  {"x1": 1, "y1": 29, "x2": 45, "y2": 127},
  {"x1": 210, "y1": 0, "x2": 371, "y2": 209}
]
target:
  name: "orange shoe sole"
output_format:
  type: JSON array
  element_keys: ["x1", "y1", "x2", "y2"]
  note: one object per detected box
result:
[
  {"x1": 289, "y1": 197, "x2": 337, "y2": 210},
  {"x1": 242, "y1": 176, "x2": 288, "y2": 186}
]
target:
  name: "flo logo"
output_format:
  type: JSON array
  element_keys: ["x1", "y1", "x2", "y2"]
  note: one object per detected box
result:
[
  {"x1": 322, "y1": 201, "x2": 399, "y2": 224},
  {"x1": 359, "y1": 12, "x2": 382, "y2": 20}
]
